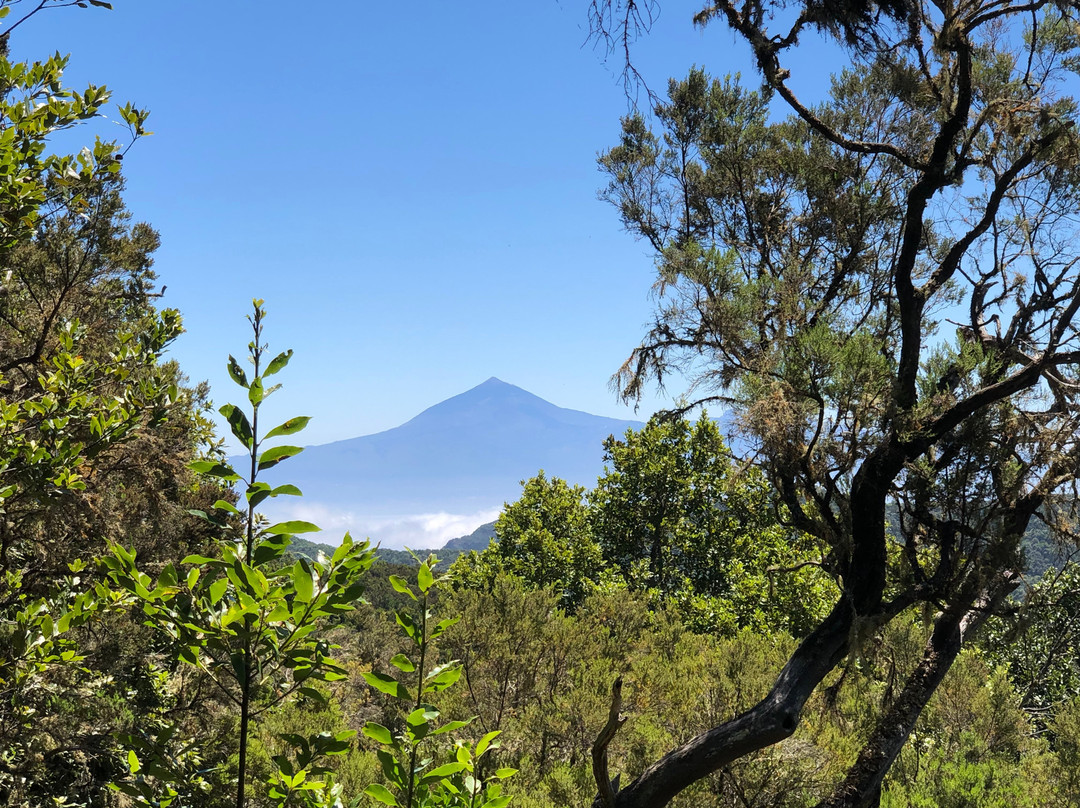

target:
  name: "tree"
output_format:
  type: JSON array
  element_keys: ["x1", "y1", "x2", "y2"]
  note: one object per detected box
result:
[
  {"x1": 104, "y1": 301, "x2": 375, "y2": 808},
  {"x1": 591, "y1": 0, "x2": 1080, "y2": 805},
  {"x1": 590, "y1": 414, "x2": 833, "y2": 636},
  {"x1": 0, "y1": 7, "x2": 183, "y2": 796},
  {"x1": 452, "y1": 471, "x2": 607, "y2": 610}
]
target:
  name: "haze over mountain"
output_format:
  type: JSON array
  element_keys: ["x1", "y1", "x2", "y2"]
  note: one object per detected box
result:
[{"x1": 259, "y1": 378, "x2": 644, "y2": 548}]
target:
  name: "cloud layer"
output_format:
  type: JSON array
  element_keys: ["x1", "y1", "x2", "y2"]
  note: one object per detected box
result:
[{"x1": 262, "y1": 501, "x2": 501, "y2": 550}]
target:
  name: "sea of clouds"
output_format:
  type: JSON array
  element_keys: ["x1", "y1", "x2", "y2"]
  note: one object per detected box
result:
[{"x1": 262, "y1": 501, "x2": 501, "y2": 550}]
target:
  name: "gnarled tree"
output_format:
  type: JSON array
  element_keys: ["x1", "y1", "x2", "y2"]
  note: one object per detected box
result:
[{"x1": 594, "y1": 0, "x2": 1080, "y2": 805}]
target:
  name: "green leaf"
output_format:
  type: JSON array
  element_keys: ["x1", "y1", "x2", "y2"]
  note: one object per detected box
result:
[
  {"x1": 264, "y1": 520, "x2": 320, "y2": 536},
  {"x1": 227, "y1": 355, "x2": 248, "y2": 387},
  {"x1": 417, "y1": 562, "x2": 434, "y2": 593},
  {"x1": 209, "y1": 578, "x2": 228, "y2": 605},
  {"x1": 389, "y1": 575, "x2": 417, "y2": 600},
  {"x1": 248, "y1": 377, "x2": 265, "y2": 406},
  {"x1": 475, "y1": 730, "x2": 501, "y2": 758},
  {"x1": 362, "y1": 722, "x2": 394, "y2": 746},
  {"x1": 213, "y1": 499, "x2": 241, "y2": 516},
  {"x1": 429, "y1": 718, "x2": 474, "y2": 736},
  {"x1": 253, "y1": 534, "x2": 291, "y2": 566},
  {"x1": 493, "y1": 768, "x2": 518, "y2": 779},
  {"x1": 219, "y1": 403, "x2": 253, "y2": 448},
  {"x1": 291, "y1": 560, "x2": 314, "y2": 602},
  {"x1": 420, "y1": 762, "x2": 467, "y2": 783},
  {"x1": 126, "y1": 748, "x2": 140, "y2": 774},
  {"x1": 362, "y1": 671, "x2": 412, "y2": 701},
  {"x1": 257, "y1": 444, "x2": 303, "y2": 471},
  {"x1": 376, "y1": 748, "x2": 404, "y2": 787},
  {"x1": 424, "y1": 666, "x2": 462, "y2": 693},
  {"x1": 265, "y1": 416, "x2": 311, "y2": 439},
  {"x1": 389, "y1": 653, "x2": 415, "y2": 672},
  {"x1": 264, "y1": 349, "x2": 293, "y2": 377},
  {"x1": 246, "y1": 481, "x2": 273, "y2": 509},
  {"x1": 429, "y1": 615, "x2": 460, "y2": 640},
  {"x1": 364, "y1": 784, "x2": 400, "y2": 807},
  {"x1": 406, "y1": 707, "x2": 439, "y2": 727},
  {"x1": 189, "y1": 460, "x2": 241, "y2": 483},
  {"x1": 395, "y1": 611, "x2": 419, "y2": 643},
  {"x1": 269, "y1": 484, "x2": 302, "y2": 497},
  {"x1": 298, "y1": 686, "x2": 329, "y2": 704},
  {"x1": 181, "y1": 554, "x2": 218, "y2": 565},
  {"x1": 481, "y1": 797, "x2": 512, "y2": 808}
]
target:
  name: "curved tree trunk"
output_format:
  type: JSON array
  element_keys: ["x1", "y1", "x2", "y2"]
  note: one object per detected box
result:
[
  {"x1": 815, "y1": 575, "x2": 1017, "y2": 808},
  {"x1": 611, "y1": 598, "x2": 857, "y2": 807}
]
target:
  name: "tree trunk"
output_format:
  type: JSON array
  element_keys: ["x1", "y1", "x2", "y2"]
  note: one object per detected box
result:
[
  {"x1": 815, "y1": 575, "x2": 1017, "y2": 808},
  {"x1": 611, "y1": 598, "x2": 856, "y2": 807}
]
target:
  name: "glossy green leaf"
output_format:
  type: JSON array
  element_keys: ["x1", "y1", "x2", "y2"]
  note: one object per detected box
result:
[
  {"x1": 227, "y1": 355, "x2": 248, "y2": 387},
  {"x1": 188, "y1": 460, "x2": 241, "y2": 482},
  {"x1": 420, "y1": 762, "x2": 467, "y2": 783},
  {"x1": 257, "y1": 444, "x2": 303, "y2": 471},
  {"x1": 362, "y1": 671, "x2": 412, "y2": 701},
  {"x1": 417, "y1": 562, "x2": 434, "y2": 593},
  {"x1": 264, "y1": 349, "x2": 293, "y2": 377},
  {"x1": 292, "y1": 560, "x2": 314, "y2": 602},
  {"x1": 246, "y1": 484, "x2": 273, "y2": 509},
  {"x1": 181, "y1": 554, "x2": 218, "y2": 565},
  {"x1": 253, "y1": 534, "x2": 290, "y2": 566},
  {"x1": 265, "y1": 416, "x2": 311, "y2": 439},
  {"x1": 475, "y1": 730, "x2": 501, "y2": 757},
  {"x1": 389, "y1": 653, "x2": 415, "y2": 672},
  {"x1": 264, "y1": 520, "x2": 320, "y2": 536},
  {"x1": 362, "y1": 722, "x2": 394, "y2": 745},
  {"x1": 429, "y1": 718, "x2": 474, "y2": 736},
  {"x1": 248, "y1": 377, "x2": 265, "y2": 406},
  {"x1": 209, "y1": 578, "x2": 228, "y2": 605},
  {"x1": 388, "y1": 575, "x2": 416, "y2": 600},
  {"x1": 406, "y1": 707, "x2": 438, "y2": 727},
  {"x1": 213, "y1": 499, "x2": 241, "y2": 516},
  {"x1": 364, "y1": 784, "x2": 400, "y2": 807},
  {"x1": 219, "y1": 403, "x2": 253, "y2": 448},
  {"x1": 424, "y1": 665, "x2": 462, "y2": 693}
]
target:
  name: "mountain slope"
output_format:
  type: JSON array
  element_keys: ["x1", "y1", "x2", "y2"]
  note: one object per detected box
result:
[{"x1": 259, "y1": 378, "x2": 644, "y2": 546}]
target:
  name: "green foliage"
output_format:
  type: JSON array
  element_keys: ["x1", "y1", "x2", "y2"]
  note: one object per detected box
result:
[
  {"x1": 0, "y1": 182, "x2": 199, "y2": 803},
  {"x1": 362, "y1": 555, "x2": 515, "y2": 808},
  {"x1": 883, "y1": 651, "x2": 1053, "y2": 808},
  {"x1": 102, "y1": 301, "x2": 375, "y2": 807},
  {"x1": 455, "y1": 415, "x2": 834, "y2": 636},
  {"x1": 452, "y1": 472, "x2": 607, "y2": 609},
  {"x1": 590, "y1": 413, "x2": 835, "y2": 636},
  {"x1": 980, "y1": 562, "x2": 1080, "y2": 715}
]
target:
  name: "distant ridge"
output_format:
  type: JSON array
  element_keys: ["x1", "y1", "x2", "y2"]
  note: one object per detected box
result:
[{"x1": 258, "y1": 378, "x2": 644, "y2": 548}]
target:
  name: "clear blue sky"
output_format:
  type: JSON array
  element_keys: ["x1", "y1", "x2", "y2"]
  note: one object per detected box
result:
[{"x1": 12, "y1": 1, "x2": 806, "y2": 447}]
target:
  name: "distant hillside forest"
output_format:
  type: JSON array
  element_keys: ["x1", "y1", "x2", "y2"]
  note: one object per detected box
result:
[{"x1": 292, "y1": 522, "x2": 496, "y2": 570}]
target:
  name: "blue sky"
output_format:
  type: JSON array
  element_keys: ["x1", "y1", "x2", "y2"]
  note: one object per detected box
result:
[{"x1": 12, "y1": 1, "x2": 793, "y2": 447}]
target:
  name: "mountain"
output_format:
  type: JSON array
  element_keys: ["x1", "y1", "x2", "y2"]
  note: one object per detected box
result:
[
  {"x1": 258, "y1": 378, "x2": 644, "y2": 548},
  {"x1": 441, "y1": 521, "x2": 496, "y2": 554}
]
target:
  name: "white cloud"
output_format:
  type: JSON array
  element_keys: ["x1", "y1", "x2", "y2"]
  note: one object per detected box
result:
[{"x1": 259, "y1": 501, "x2": 500, "y2": 550}]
